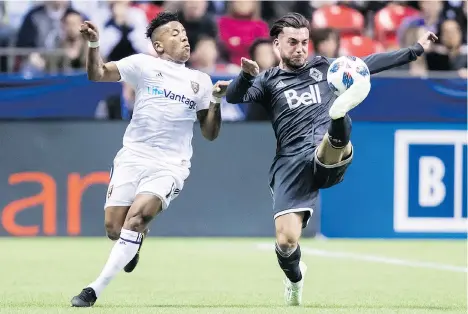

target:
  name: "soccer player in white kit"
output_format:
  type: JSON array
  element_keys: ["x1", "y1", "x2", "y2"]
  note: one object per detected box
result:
[{"x1": 71, "y1": 12, "x2": 230, "y2": 307}]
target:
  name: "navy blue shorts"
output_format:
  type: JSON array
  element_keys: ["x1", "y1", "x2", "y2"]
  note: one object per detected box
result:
[{"x1": 268, "y1": 146, "x2": 353, "y2": 228}]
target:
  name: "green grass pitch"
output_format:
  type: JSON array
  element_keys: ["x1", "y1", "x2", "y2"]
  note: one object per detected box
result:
[{"x1": 0, "y1": 238, "x2": 466, "y2": 314}]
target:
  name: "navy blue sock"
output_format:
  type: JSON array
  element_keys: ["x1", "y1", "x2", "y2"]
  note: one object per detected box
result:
[
  {"x1": 275, "y1": 243, "x2": 302, "y2": 283},
  {"x1": 328, "y1": 114, "x2": 352, "y2": 148}
]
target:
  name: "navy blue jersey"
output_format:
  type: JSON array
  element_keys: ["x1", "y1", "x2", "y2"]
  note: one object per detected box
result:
[{"x1": 226, "y1": 44, "x2": 424, "y2": 156}]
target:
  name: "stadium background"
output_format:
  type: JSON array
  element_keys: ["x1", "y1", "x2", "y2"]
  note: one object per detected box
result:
[{"x1": 0, "y1": 1, "x2": 466, "y2": 313}]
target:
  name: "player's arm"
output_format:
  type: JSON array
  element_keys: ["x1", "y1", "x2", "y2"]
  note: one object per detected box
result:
[
  {"x1": 87, "y1": 48, "x2": 122, "y2": 82},
  {"x1": 80, "y1": 21, "x2": 122, "y2": 82},
  {"x1": 196, "y1": 78, "x2": 230, "y2": 141},
  {"x1": 325, "y1": 32, "x2": 437, "y2": 75},
  {"x1": 361, "y1": 31, "x2": 437, "y2": 75},
  {"x1": 225, "y1": 58, "x2": 264, "y2": 104}
]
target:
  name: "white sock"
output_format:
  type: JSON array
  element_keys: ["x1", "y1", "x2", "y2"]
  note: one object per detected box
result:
[{"x1": 88, "y1": 228, "x2": 142, "y2": 297}]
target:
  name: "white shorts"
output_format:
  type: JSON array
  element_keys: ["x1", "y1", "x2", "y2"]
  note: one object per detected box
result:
[{"x1": 104, "y1": 148, "x2": 189, "y2": 210}]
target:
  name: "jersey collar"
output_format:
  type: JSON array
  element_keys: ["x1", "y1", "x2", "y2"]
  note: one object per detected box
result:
[{"x1": 158, "y1": 57, "x2": 186, "y2": 68}]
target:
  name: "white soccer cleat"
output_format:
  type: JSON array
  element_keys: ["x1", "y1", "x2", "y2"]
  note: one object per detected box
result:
[
  {"x1": 283, "y1": 261, "x2": 307, "y2": 306},
  {"x1": 329, "y1": 79, "x2": 371, "y2": 120}
]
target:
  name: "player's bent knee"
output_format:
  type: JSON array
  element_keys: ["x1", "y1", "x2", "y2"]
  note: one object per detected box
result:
[
  {"x1": 104, "y1": 205, "x2": 129, "y2": 240},
  {"x1": 312, "y1": 144, "x2": 353, "y2": 190},
  {"x1": 276, "y1": 234, "x2": 298, "y2": 251},
  {"x1": 104, "y1": 222, "x2": 121, "y2": 241},
  {"x1": 275, "y1": 213, "x2": 303, "y2": 249},
  {"x1": 106, "y1": 231, "x2": 120, "y2": 241}
]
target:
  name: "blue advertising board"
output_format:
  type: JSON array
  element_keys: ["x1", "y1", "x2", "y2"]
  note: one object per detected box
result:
[
  {"x1": 0, "y1": 73, "x2": 120, "y2": 118},
  {"x1": 0, "y1": 73, "x2": 466, "y2": 122},
  {"x1": 320, "y1": 123, "x2": 467, "y2": 238}
]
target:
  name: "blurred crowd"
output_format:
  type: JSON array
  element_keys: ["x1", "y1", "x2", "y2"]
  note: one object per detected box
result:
[{"x1": 0, "y1": 0, "x2": 466, "y2": 78}]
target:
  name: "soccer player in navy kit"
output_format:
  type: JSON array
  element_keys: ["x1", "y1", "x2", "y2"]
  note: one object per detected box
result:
[{"x1": 226, "y1": 13, "x2": 436, "y2": 306}]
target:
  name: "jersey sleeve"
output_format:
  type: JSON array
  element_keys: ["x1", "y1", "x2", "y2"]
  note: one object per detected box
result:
[
  {"x1": 197, "y1": 73, "x2": 213, "y2": 112},
  {"x1": 113, "y1": 54, "x2": 143, "y2": 88},
  {"x1": 225, "y1": 71, "x2": 265, "y2": 104},
  {"x1": 325, "y1": 44, "x2": 425, "y2": 75}
]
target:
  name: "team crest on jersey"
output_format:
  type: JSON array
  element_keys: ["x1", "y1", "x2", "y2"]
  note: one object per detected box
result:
[
  {"x1": 309, "y1": 68, "x2": 323, "y2": 81},
  {"x1": 191, "y1": 81, "x2": 199, "y2": 94}
]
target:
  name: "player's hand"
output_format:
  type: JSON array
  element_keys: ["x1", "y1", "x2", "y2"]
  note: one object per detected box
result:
[
  {"x1": 80, "y1": 21, "x2": 99, "y2": 42},
  {"x1": 417, "y1": 31, "x2": 438, "y2": 51},
  {"x1": 212, "y1": 80, "x2": 232, "y2": 98},
  {"x1": 241, "y1": 57, "x2": 259, "y2": 77}
]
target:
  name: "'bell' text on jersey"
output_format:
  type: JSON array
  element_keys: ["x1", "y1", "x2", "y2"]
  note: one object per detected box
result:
[
  {"x1": 113, "y1": 54, "x2": 213, "y2": 167},
  {"x1": 225, "y1": 44, "x2": 424, "y2": 156},
  {"x1": 284, "y1": 85, "x2": 322, "y2": 109},
  {"x1": 261, "y1": 61, "x2": 333, "y2": 155}
]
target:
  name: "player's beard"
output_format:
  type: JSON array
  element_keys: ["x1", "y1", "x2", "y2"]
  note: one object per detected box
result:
[{"x1": 283, "y1": 57, "x2": 306, "y2": 70}]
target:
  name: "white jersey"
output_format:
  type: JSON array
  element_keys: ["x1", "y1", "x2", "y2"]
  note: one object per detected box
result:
[{"x1": 113, "y1": 54, "x2": 213, "y2": 169}]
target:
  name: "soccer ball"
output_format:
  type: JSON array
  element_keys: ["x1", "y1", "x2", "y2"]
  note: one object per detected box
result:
[{"x1": 327, "y1": 56, "x2": 370, "y2": 96}]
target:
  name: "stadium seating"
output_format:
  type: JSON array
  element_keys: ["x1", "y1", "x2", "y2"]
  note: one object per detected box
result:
[
  {"x1": 312, "y1": 5, "x2": 365, "y2": 36},
  {"x1": 374, "y1": 4, "x2": 420, "y2": 48},
  {"x1": 340, "y1": 35, "x2": 384, "y2": 57}
]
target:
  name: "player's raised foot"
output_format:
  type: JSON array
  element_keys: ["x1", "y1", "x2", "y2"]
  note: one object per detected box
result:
[
  {"x1": 329, "y1": 80, "x2": 371, "y2": 120},
  {"x1": 70, "y1": 287, "x2": 97, "y2": 307},
  {"x1": 123, "y1": 228, "x2": 149, "y2": 273},
  {"x1": 284, "y1": 261, "x2": 308, "y2": 306}
]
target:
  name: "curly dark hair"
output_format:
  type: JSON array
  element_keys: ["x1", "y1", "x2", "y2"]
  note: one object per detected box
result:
[
  {"x1": 146, "y1": 11, "x2": 180, "y2": 39},
  {"x1": 269, "y1": 12, "x2": 310, "y2": 39}
]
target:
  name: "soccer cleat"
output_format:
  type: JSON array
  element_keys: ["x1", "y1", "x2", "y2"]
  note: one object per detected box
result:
[
  {"x1": 329, "y1": 79, "x2": 371, "y2": 120},
  {"x1": 123, "y1": 228, "x2": 148, "y2": 273},
  {"x1": 283, "y1": 261, "x2": 308, "y2": 306},
  {"x1": 71, "y1": 287, "x2": 97, "y2": 307}
]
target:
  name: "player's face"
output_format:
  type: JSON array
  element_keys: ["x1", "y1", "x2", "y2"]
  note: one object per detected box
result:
[
  {"x1": 153, "y1": 21, "x2": 190, "y2": 63},
  {"x1": 275, "y1": 27, "x2": 309, "y2": 69}
]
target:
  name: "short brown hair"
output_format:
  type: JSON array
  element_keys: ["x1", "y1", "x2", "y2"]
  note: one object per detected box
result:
[{"x1": 270, "y1": 13, "x2": 310, "y2": 39}]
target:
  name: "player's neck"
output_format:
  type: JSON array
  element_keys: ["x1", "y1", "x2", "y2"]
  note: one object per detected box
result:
[{"x1": 158, "y1": 54, "x2": 185, "y2": 66}]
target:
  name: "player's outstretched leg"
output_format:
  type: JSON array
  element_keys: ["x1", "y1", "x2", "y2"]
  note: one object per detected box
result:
[
  {"x1": 316, "y1": 113, "x2": 353, "y2": 165},
  {"x1": 275, "y1": 212, "x2": 308, "y2": 306},
  {"x1": 328, "y1": 79, "x2": 371, "y2": 122},
  {"x1": 70, "y1": 194, "x2": 162, "y2": 307},
  {"x1": 317, "y1": 80, "x2": 371, "y2": 165}
]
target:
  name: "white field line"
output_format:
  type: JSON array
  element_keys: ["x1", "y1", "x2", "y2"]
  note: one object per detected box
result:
[{"x1": 256, "y1": 243, "x2": 468, "y2": 273}]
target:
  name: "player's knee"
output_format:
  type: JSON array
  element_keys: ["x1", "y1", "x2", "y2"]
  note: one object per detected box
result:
[
  {"x1": 275, "y1": 213, "x2": 302, "y2": 247},
  {"x1": 275, "y1": 224, "x2": 300, "y2": 252},
  {"x1": 104, "y1": 222, "x2": 121, "y2": 241},
  {"x1": 125, "y1": 212, "x2": 153, "y2": 232},
  {"x1": 276, "y1": 233, "x2": 299, "y2": 251}
]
